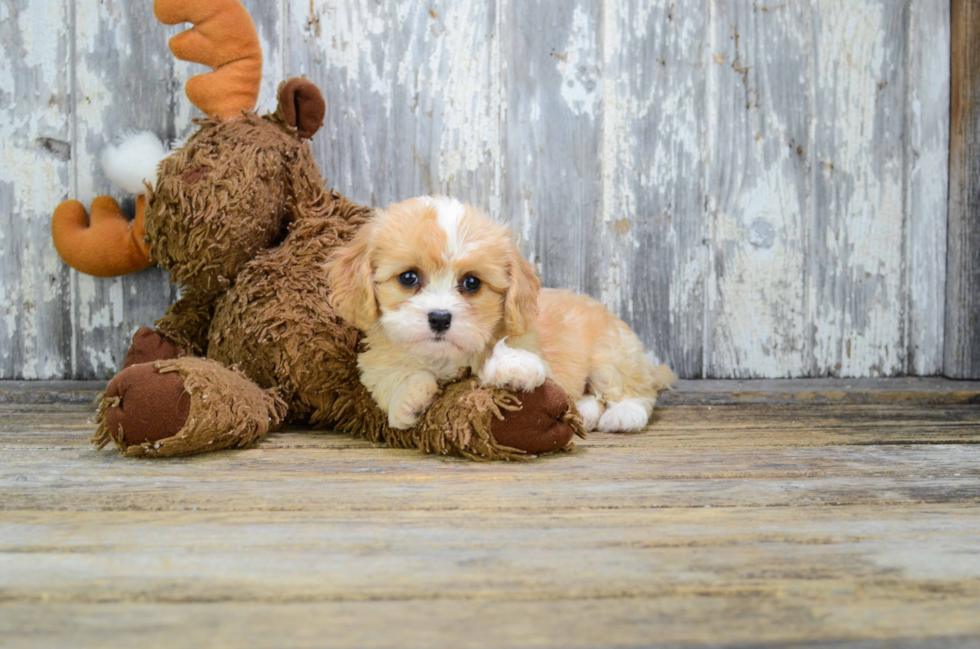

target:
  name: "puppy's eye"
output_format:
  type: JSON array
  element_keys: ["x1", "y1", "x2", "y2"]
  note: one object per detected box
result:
[
  {"x1": 397, "y1": 270, "x2": 420, "y2": 287},
  {"x1": 460, "y1": 275, "x2": 482, "y2": 293}
]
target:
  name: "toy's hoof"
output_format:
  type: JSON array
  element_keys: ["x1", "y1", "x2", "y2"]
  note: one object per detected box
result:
[
  {"x1": 491, "y1": 380, "x2": 576, "y2": 454},
  {"x1": 104, "y1": 363, "x2": 190, "y2": 446},
  {"x1": 122, "y1": 327, "x2": 183, "y2": 369}
]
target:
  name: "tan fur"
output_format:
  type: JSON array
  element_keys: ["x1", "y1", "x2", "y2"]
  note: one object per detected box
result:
[
  {"x1": 326, "y1": 222, "x2": 379, "y2": 331},
  {"x1": 329, "y1": 196, "x2": 676, "y2": 432},
  {"x1": 327, "y1": 196, "x2": 541, "y2": 429},
  {"x1": 537, "y1": 289, "x2": 676, "y2": 398}
]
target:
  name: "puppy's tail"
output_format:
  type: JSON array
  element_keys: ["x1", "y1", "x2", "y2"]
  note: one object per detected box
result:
[{"x1": 649, "y1": 364, "x2": 677, "y2": 395}]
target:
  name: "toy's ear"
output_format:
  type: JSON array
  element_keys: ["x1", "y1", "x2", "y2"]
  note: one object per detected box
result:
[
  {"x1": 279, "y1": 78, "x2": 326, "y2": 139},
  {"x1": 326, "y1": 221, "x2": 378, "y2": 331}
]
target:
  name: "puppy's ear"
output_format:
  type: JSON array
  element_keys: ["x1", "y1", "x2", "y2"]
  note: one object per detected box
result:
[
  {"x1": 503, "y1": 246, "x2": 541, "y2": 337},
  {"x1": 327, "y1": 222, "x2": 378, "y2": 331}
]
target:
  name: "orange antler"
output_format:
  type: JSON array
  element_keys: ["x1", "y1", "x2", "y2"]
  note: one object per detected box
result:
[
  {"x1": 52, "y1": 196, "x2": 152, "y2": 277},
  {"x1": 155, "y1": 0, "x2": 263, "y2": 120}
]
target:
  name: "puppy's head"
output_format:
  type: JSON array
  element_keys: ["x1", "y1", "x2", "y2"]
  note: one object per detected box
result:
[{"x1": 326, "y1": 196, "x2": 540, "y2": 360}]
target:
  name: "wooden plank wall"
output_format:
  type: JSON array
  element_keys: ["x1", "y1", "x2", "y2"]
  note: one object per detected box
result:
[
  {"x1": 0, "y1": 0, "x2": 954, "y2": 380},
  {"x1": 948, "y1": 0, "x2": 980, "y2": 379}
]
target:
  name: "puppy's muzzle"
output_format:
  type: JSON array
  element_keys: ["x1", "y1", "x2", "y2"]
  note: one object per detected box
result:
[{"x1": 428, "y1": 311, "x2": 452, "y2": 333}]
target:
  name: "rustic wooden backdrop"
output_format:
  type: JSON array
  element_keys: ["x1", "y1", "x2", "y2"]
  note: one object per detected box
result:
[
  {"x1": 949, "y1": 0, "x2": 980, "y2": 380},
  {"x1": 0, "y1": 0, "x2": 956, "y2": 380}
]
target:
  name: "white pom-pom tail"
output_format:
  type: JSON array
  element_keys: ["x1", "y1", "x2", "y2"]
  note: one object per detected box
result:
[{"x1": 101, "y1": 131, "x2": 167, "y2": 195}]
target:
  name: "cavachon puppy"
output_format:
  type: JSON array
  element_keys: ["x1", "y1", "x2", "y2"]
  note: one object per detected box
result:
[{"x1": 327, "y1": 196, "x2": 676, "y2": 432}]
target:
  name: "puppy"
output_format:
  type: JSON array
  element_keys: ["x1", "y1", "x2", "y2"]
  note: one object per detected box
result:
[{"x1": 326, "y1": 196, "x2": 675, "y2": 431}]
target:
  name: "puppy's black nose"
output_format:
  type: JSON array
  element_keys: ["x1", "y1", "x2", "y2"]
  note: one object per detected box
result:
[{"x1": 428, "y1": 311, "x2": 452, "y2": 333}]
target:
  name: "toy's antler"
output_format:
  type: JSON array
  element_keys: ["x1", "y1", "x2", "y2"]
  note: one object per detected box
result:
[
  {"x1": 51, "y1": 196, "x2": 152, "y2": 277},
  {"x1": 155, "y1": 0, "x2": 263, "y2": 120}
]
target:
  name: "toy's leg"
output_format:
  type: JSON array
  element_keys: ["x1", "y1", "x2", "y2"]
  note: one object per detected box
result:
[
  {"x1": 329, "y1": 375, "x2": 585, "y2": 461},
  {"x1": 486, "y1": 380, "x2": 584, "y2": 455},
  {"x1": 122, "y1": 327, "x2": 185, "y2": 369},
  {"x1": 93, "y1": 357, "x2": 287, "y2": 457},
  {"x1": 420, "y1": 379, "x2": 585, "y2": 460}
]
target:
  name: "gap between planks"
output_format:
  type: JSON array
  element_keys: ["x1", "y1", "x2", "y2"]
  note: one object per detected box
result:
[{"x1": 1, "y1": 378, "x2": 979, "y2": 406}]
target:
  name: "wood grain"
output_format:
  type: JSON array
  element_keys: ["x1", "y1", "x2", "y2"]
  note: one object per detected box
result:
[
  {"x1": 0, "y1": 0, "x2": 73, "y2": 380},
  {"x1": 3, "y1": 506, "x2": 980, "y2": 604},
  {"x1": 947, "y1": 0, "x2": 980, "y2": 379},
  {"x1": 287, "y1": 0, "x2": 395, "y2": 207},
  {"x1": 1, "y1": 601, "x2": 978, "y2": 649},
  {"x1": 906, "y1": 0, "x2": 950, "y2": 376},
  {"x1": 386, "y1": 0, "x2": 501, "y2": 212},
  {"x1": 2, "y1": 404, "x2": 979, "y2": 514},
  {"x1": 705, "y1": 1, "x2": 810, "y2": 377},
  {"x1": 810, "y1": 0, "x2": 909, "y2": 377},
  {"x1": 501, "y1": 0, "x2": 604, "y2": 299},
  {"x1": 602, "y1": 0, "x2": 706, "y2": 377},
  {"x1": 0, "y1": 0, "x2": 956, "y2": 379},
  {"x1": 1, "y1": 392, "x2": 979, "y2": 647}
]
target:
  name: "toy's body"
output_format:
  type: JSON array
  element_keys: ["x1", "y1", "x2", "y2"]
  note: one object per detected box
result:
[{"x1": 50, "y1": 0, "x2": 590, "y2": 460}]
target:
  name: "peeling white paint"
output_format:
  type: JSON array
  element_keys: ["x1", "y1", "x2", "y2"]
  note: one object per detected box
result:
[
  {"x1": 904, "y1": 0, "x2": 949, "y2": 375},
  {"x1": 488, "y1": 1, "x2": 506, "y2": 225},
  {"x1": 711, "y1": 164, "x2": 807, "y2": 377},
  {"x1": 309, "y1": 0, "x2": 391, "y2": 107},
  {"x1": 599, "y1": 0, "x2": 629, "y2": 317},
  {"x1": 600, "y1": 0, "x2": 706, "y2": 376},
  {"x1": 425, "y1": 2, "x2": 498, "y2": 184},
  {"x1": 557, "y1": 4, "x2": 601, "y2": 117},
  {"x1": 0, "y1": 0, "x2": 70, "y2": 379},
  {"x1": 0, "y1": 0, "x2": 952, "y2": 379},
  {"x1": 704, "y1": 0, "x2": 812, "y2": 378},
  {"x1": 810, "y1": 0, "x2": 906, "y2": 377}
]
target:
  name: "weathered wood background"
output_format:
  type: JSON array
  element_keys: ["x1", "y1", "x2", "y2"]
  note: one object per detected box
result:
[
  {"x1": 949, "y1": 0, "x2": 980, "y2": 379},
  {"x1": 0, "y1": 0, "x2": 954, "y2": 380}
]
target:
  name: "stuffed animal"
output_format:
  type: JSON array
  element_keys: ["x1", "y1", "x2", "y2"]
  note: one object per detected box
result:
[{"x1": 50, "y1": 0, "x2": 586, "y2": 460}]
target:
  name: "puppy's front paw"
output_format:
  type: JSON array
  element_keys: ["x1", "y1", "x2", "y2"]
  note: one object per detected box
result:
[
  {"x1": 388, "y1": 375, "x2": 440, "y2": 430},
  {"x1": 575, "y1": 395, "x2": 604, "y2": 431},
  {"x1": 479, "y1": 339, "x2": 547, "y2": 392},
  {"x1": 596, "y1": 398, "x2": 651, "y2": 433}
]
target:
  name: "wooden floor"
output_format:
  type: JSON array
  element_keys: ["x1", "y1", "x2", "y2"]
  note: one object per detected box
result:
[{"x1": 1, "y1": 380, "x2": 979, "y2": 648}]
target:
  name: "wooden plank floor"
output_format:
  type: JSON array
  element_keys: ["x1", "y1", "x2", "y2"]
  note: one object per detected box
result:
[{"x1": 1, "y1": 380, "x2": 979, "y2": 648}]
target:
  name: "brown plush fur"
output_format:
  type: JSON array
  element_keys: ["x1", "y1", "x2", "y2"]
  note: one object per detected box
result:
[
  {"x1": 90, "y1": 81, "x2": 584, "y2": 460},
  {"x1": 94, "y1": 356, "x2": 287, "y2": 458}
]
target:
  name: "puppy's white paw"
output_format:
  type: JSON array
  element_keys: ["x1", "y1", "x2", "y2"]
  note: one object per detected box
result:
[
  {"x1": 388, "y1": 375, "x2": 440, "y2": 430},
  {"x1": 575, "y1": 395, "x2": 604, "y2": 431},
  {"x1": 597, "y1": 398, "x2": 651, "y2": 433},
  {"x1": 479, "y1": 339, "x2": 547, "y2": 392}
]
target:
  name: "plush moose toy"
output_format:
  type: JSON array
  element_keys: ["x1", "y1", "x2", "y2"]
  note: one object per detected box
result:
[{"x1": 51, "y1": 0, "x2": 585, "y2": 460}]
